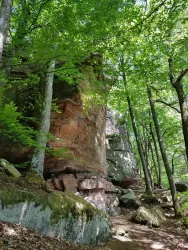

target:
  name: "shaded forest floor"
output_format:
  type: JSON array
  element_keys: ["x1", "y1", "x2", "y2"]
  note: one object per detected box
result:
[
  {"x1": 109, "y1": 210, "x2": 188, "y2": 250},
  {"x1": 1, "y1": 210, "x2": 188, "y2": 250}
]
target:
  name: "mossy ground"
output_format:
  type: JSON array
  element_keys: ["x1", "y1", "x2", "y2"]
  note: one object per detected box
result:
[{"x1": 0, "y1": 171, "x2": 102, "y2": 225}]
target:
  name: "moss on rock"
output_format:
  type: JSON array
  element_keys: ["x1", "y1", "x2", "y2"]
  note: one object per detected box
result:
[
  {"x1": 0, "y1": 172, "x2": 101, "y2": 223},
  {"x1": 0, "y1": 172, "x2": 110, "y2": 245},
  {"x1": 131, "y1": 206, "x2": 166, "y2": 227}
]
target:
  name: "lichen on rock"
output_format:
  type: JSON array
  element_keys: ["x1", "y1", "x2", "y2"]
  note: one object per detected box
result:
[
  {"x1": 0, "y1": 172, "x2": 111, "y2": 245},
  {"x1": 131, "y1": 206, "x2": 166, "y2": 227}
]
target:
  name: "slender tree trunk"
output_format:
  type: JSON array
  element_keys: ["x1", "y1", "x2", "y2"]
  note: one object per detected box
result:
[
  {"x1": 126, "y1": 95, "x2": 152, "y2": 194},
  {"x1": 150, "y1": 122, "x2": 162, "y2": 188},
  {"x1": 150, "y1": 142, "x2": 159, "y2": 185},
  {"x1": 147, "y1": 159, "x2": 154, "y2": 189},
  {"x1": 146, "y1": 142, "x2": 154, "y2": 189},
  {"x1": 173, "y1": 84, "x2": 188, "y2": 161},
  {"x1": 125, "y1": 119, "x2": 132, "y2": 151},
  {"x1": 31, "y1": 60, "x2": 55, "y2": 176},
  {"x1": 168, "y1": 58, "x2": 188, "y2": 165},
  {"x1": 147, "y1": 85, "x2": 180, "y2": 217},
  {"x1": 120, "y1": 57, "x2": 152, "y2": 194},
  {"x1": 142, "y1": 124, "x2": 154, "y2": 189},
  {"x1": 0, "y1": 0, "x2": 13, "y2": 61}
]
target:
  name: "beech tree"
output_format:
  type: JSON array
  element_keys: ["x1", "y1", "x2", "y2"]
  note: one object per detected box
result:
[
  {"x1": 31, "y1": 60, "x2": 56, "y2": 176},
  {"x1": 120, "y1": 57, "x2": 152, "y2": 194},
  {"x1": 0, "y1": 0, "x2": 13, "y2": 60},
  {"x1": 168, "y1": 59, "x2": 188, "y2": 164},
  {"x1": 147, "y1": 85, "x2": 180, "y2": 216},
  {"x1": 150, "y1": 121, "x2": 162, "y2": 188}
]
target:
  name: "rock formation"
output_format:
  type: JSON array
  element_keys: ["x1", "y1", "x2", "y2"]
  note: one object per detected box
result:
[
  {"x1": 0, "y1": 57, "x2": 137, "y2": 218},
  {"x1": 0, "y1": 172, "x2": 110, "y2": 245},
  {"x1": 42, "y1": 77, "x2": 120, "y2": 215},
  {"x1": 45, "y1": 94, "x2": 107, "y2": 175},
  {"x1": 106, "y1": 109, "x2": 137, "y2": 182}
]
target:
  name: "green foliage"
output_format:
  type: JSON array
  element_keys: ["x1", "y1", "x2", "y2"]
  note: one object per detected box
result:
[
  {"x1": 0, "y1": 101, "x2": 38, "y2": 146},
  {"x1": 105, "y1": 0, "x2": 188, "y2": 187},
  {"x1": 178, "y1": 191, "x2": 188, "y2": 224},
  {"x1": 1, "y1": 0, "x2": 188, "y2": 187}
]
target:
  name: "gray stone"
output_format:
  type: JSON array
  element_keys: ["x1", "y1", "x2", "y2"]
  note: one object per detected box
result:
[
  {"x1": 106, "y1": 194, "x2": 121, "y2": 216},
  {"x1": 78, "y1": 178, "x2": 120, "y2": 215},
  {"x1": 106, "y1": 110, "x2": 137, "y2": 182},
  {"x1": 83, "y1": 190, "x2": 107, "y2": 212},
  {"x1": 131, "y1": 206, "x2": 166, "y2": 227},
  {"x1": 0, "y1": 191, "x2": 110, "y2": 245},
  {"x1": 82, "y1": 190, "x2": 120, "y2": 216},
  {"x1": 79, "y1": 178, "x2": 117, "y2": 192},
  {"x1": 120, "y1": 189, "x2": 140, "y2": 208}
]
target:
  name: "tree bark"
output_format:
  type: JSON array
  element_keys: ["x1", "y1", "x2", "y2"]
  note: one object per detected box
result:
[
  {"x1": 31, "y1": 60, "x2": 55, "y2": 176},
  {"x1": 0, "y1": 0, "x2": 13, "y2": 61},
  {"x1": 119, "y1": 56, "x2": 152, "y2": 194},
  {"x1": 147, "y1": 85, "x2": 180, "y2": 217},
  {"x1": 150, "y1": 141, "x2": 159, "y2": 185},
  {"x1": 168, "y1": 58, "x2": 188, "y2": 165},
  {"x1": 126, "y1": 94, "x2": 152, "y2": 194},
  {"x1": 173, "y1": 84, "x2": 188, "y2": 161},
  {"x1": 142, "y1": 124, "x2": 154, "y2": 189},
  {"x1": 150, "y1": 122, "x2": 162, "y2": 188}
]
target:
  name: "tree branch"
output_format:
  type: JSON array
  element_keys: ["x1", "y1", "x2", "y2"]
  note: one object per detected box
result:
[
  {"x1": 28, "y1": 0, "x2": 52, "y2": 32},
  {"x1": 168, "y1": 58, "x2": 174, "y2": 85},
  {"x1": 174, "y1": 68, "x2": 188, "y2": 86},
  {"x1": 155, "y1": 99, "x2": 180, "y2": 113},
  {"x1": 129, "y1": 0, "x2": 167, "y2": 31},
  {"x1": 168, "y1": 58, "x2": 188, "y2": 87}
]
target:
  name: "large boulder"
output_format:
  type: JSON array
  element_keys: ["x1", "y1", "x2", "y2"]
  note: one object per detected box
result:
[
  {"x1": 175, "y1": 181, "x2": 188, "y2": 192},
  {"x1": 131, "y1": 206, "x2": 166, "y2": 227},
  {"x1": 106, "y1": 110, "x2": 137, "y2": 182},
  {"x1": 119, "y1": 189, "x2": 141, "y2": 208},
  {"x1": 0, "y1": 172, "x2": 110, "y2": 245}
]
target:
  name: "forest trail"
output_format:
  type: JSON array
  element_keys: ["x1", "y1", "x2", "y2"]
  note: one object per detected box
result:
[
  {"x1": 105, "y1": 212, "x2": 188, "y2": 250},
  {"x1": 103, "y1": 184, "x2": 188, "y2": 250}
]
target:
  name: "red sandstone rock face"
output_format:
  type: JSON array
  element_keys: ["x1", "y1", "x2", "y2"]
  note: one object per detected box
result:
[{"x1": 44, "y1": 94, "x2": 107, "y2": 175}]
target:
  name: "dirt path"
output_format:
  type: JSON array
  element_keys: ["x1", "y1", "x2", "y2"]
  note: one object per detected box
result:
[{"x1": 105, "y1": 212, "x2": 188, "y2": 250}]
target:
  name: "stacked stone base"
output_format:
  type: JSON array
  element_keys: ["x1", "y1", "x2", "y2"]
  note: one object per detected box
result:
[{"x1": 46, "y1": 172, "x2": 120, "y2": 216}]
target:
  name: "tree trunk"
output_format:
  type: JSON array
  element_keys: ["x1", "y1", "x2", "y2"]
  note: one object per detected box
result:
[
  {"x1": 146, "y1": 142, "x2": 154, "y2": 189},
  {"x1": 173, "y1": 83, "x2": 188, "y2": 163},
  {"x1": 168, "y1": 58, "x2": 188, "y2": 164},
  {"x1": 120, "y1": 57, "x2": 152, "y2": 194},
  {"x1": 147, "y1": 85, "x2": 180, "y2": 217},
  {"x1": 120, "y1": 59, "x2": 152, "y2": 194},
  {"x1": 126, "y1": 94, "x2": 152, "y2": 194},
  {"x1": 150, "y1": 122, "x2": 162, "y2": 188},
  {"x1": 150, "y1": 142, "x2": 159, "y2": 185},
  {"x1": 31, "y1": 60, "x2": 55, "y2": 176},
  {"x1": 142, "y1": 124, "x2": 154, "y2": 189},
  {"x1": 0, "y1": 0, "x2": 13, "y2": 61}
]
